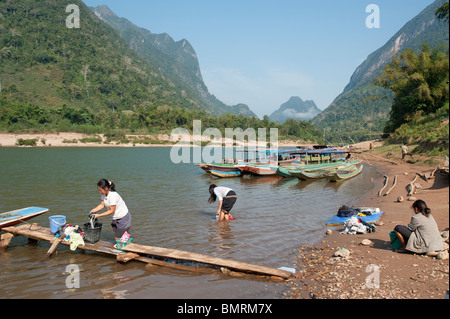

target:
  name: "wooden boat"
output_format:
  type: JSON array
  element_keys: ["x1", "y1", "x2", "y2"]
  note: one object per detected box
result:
[
  {"x1": 292, "y1": 169, "x2": 333, "y2": 180},
  {"x1": 274, "y1": 166, "x2": 295, "y2": 178},
  {"x1": 0, "y1": 207, "x2": 49, "y2": 229},
  {"x1": 326, "y1": 164, "x2": 363, "y2": 182},
  {"x1": 281, "y1": 160, "x2": 361, "y2": 179},
  {"x1": 196, "y1": 163, "x2": 243, "y2": 178},
  {"x1": 246, "y1": 164, "x2": 277, "y2": 176},
  {"x1": 291, "y1": 163, "x2": 355, "y2": 180},
  {"x1": 195, "y1": 163, "x2": 212, "y2": 172},
  {"x1": 209, "y1": 169, "x2": 242, "y2": 178},
  {"x1": 207, "y1": 163, "x2": 240, "y2": 172}
]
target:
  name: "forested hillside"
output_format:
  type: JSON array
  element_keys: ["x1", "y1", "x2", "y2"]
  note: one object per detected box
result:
[
  {"x1": 91, "y1": 5, "x2": 257, "y2": 117},
  {"x1": 0, "y1": 0, "x2": 323, "y2": 143},
  {"x1": 0, "y1": 0, "x2": 209, "y2": 114},
  {"x1": 373, "y1": 45, "x2": 449, "y2": 156},
  {"x1": 312, "y1": 0, "x2": 449, "y2": 143}
]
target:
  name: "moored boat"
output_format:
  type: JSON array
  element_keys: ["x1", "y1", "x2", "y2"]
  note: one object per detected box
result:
[
  {"x1": 290, "y1": 163, "x2": 351, "y2": 180},
  {"x1": 0, "y1": 207, "x2": 49, "y2": 229},
  {"x1": 209, "y1": 170, "x2": 242, "y2": 178},
  {"x1": 246, "y1": 164, "x2": 278, "y2": 176},
  {"x1": 326, "y1": 164, "x2": 363, "y2": 182},
  {"x1": 207, "y1": 163, "x2": 240, "y2": 172},
  {"x1": 274, "y1": 166, "x2": 296, "y2": 178},
  {"x1": 196, "y1": 163, "x2": 243, "y2": 177},
  {"x1": 281, "y1": 160, "x2": 361, "y2": 179},
  {"x1": 195, "y1": 163, "x2": 212, "y2": 172}
]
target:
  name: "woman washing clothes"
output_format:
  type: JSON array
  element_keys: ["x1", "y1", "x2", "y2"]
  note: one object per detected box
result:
[
  {"x1": 394, "y1": 199, "x2": 443, "y2": 254},
  {"x1": 208, "y1": 184, "x2": 237, "y2": 221},
  {"x1": 90, "y1": 179, "x2": 131, "y2": 240}
]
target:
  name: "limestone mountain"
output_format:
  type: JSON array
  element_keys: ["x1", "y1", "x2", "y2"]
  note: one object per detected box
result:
[
  {"x1": 0, "y1": 0, "x2": 216, "y2": 117},
  {"x1": 91, "y1": 5, "x2": 257, "y2": 117},
  {"x1": 312, "y1": 0, "x2": 449, "y2": 143},
  {"x1": 0, "y1": 0, "x2": 256, "y2": 132},
  {"x1": 269, "y1": 97, "x2": 321, "y2": 123}
]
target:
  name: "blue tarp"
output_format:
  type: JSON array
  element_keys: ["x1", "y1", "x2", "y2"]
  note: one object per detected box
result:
[{"x1": 326, "y1": 211, "x2": 384, "y2": 226}]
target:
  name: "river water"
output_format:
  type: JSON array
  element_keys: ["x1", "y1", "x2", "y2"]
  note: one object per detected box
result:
[{"x1": 0, "y1": 147, "x2": 379, "y2": 299}]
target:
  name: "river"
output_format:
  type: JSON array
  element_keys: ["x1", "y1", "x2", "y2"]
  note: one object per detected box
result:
[{"x1": 0, "y1": 147, "x2": 379, "y2": 298}]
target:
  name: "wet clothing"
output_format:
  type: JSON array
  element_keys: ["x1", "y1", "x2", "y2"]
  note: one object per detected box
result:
[
  {"x1": 221, "y1": 190, "x2": 237, "y2": 213},
  {"x1": 213, "y1": 187, "x2": 237, "y2": 213},
  {"x1": 111, "y1": 211, "x2": 131, "y2": 238}
]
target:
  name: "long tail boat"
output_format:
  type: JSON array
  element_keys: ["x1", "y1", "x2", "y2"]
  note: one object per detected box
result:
[
  {"x1": 196, "y1": 163, "x2": 243, "y2": 178},
  {"x1": 1, "y1": 207, "x2": 49, "y2": 229},
  {"x1": 274, "y1": 166, "x2": 296, "y2": 178},
  {"x1": 280, "y1": 160, "x2": 361, "y2": 179},
  {"x1": 326, "y1": 164, "x2": 364, "y2": 182},
  {"x1": 246, "y1": 163, "x2": 278, "y2": 176},
  {"x1": 290, "y1": 166, "x2": 346, "y2": 180},
  {"x1": 209, "y1": 169, "x2": 242, "y2": 178}
]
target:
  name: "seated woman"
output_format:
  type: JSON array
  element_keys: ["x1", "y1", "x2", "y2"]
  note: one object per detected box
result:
[{"x1": 394, "y1": 199, "x2": 443, "y2": 253}]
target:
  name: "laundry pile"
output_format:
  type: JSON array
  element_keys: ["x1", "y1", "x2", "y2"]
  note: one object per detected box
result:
[
  {"x1": 56, "y1": 224, "x2": 85, "y2": 250},
  {"x1": 340, "y1": 216, "x2": 376, "y2": 235}
]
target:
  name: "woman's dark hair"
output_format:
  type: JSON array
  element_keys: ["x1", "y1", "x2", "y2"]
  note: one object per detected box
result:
[
  {"x1": 208, "y1": 184, "x2": 217, "y2": 204},
  {"x1": 412, "y1": 199, "x2": 431, "y2": 217},
  {"x1": 97, "y1": 179, "x2": 116, "y2": 191}
]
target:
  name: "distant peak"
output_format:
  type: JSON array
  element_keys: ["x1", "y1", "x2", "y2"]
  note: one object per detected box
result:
[
  {"x1": 269, "y1": 96, "x2": 321, "y2": 123},
  {"x1": 93, "y1": 5, "x2": 118, "y2": 19},
  {"x1": 288, "y1": 96, "x2": 304, "y2": 102}
]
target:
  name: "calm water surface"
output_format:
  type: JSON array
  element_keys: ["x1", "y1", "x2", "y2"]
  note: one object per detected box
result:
[{"x1": 0, "y1": 147, "x2": 379, "y2": 299}]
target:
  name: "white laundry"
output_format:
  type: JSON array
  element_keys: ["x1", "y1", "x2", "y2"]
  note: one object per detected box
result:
[{"x1": 341, "y1": 216, "x2": 368, "y2": 235}]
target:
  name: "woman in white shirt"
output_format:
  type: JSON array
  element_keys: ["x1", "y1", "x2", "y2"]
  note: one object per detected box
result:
[
  {"x1": 90, "y1": 179, "x2": 131, "y2": 239},
  {"x1": 208, "y1": 184, "x2": 237, "y2": 221}
]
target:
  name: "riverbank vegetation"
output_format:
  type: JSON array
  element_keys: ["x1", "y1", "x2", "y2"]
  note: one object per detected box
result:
[
  {"x1": 1, "y1": 1, "x2": 448, "y2": 152},
  {"x1": 0, "y1": 94, "x2": 325, "y2": 144},
  {"x1": 373, "y1": 44, "x2": 449, "y2": 158}
]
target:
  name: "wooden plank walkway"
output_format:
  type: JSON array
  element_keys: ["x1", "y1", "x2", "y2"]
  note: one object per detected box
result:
[
  {"x1": 1, "y1": 224, "x2": 293, "y2": 280},
  {"x1": 123, "y1": 243, "x2": 292, "y2": 279}
]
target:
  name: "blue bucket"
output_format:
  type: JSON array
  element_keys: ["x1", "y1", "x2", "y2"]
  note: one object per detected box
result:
[{"x1": 49, "y1": 215, "x2": 66, "y2": 234}]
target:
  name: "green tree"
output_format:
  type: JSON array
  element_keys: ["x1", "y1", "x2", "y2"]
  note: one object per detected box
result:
[
  {"x1": 435, "y1": 1, "x2": 449, "y2": 22},
  {"x1": 373, "y1": 45, "x2": 449, "y2": 132}
]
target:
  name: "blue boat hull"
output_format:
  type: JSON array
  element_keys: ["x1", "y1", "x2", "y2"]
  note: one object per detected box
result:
[{"x1": 0, "y1": 207, "x2": 49, "y2": 229}]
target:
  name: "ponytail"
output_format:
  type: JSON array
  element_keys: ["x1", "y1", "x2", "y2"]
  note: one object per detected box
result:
[
  {"x1": 97, "y1": 178, "x2": 116, "y2": 191},
  {"x1": 208, "y1": 184, "x2": 217, "y2": 204},
  {"x1": 412, "y1": 199, "x2": 430, "y2": 217}
]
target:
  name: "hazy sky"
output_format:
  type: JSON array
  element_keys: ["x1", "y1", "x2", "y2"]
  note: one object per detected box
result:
[{"x1": 83, "y1": 0, "x2": 434, "y2": 117}]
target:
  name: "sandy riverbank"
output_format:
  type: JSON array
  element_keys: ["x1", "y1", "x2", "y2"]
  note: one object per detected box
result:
[
  {"x1": 0, "y1": 132, "x2": 313, "y2": 148},
  {"x1": 286, "y1": 149, "x2": 449, "y2": 299},
  {"x1": 0, "y1": 132, "x2": 173, "y2": 147}
]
